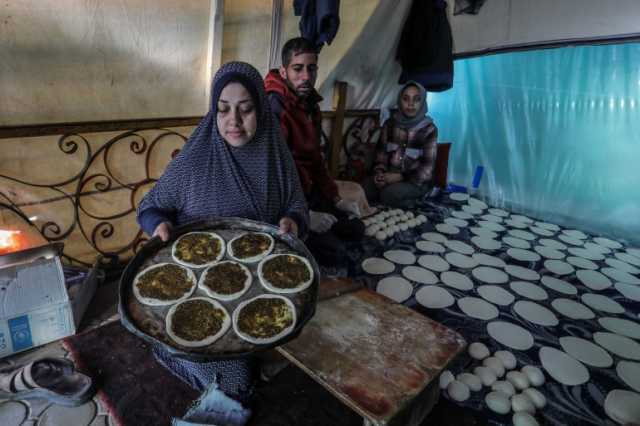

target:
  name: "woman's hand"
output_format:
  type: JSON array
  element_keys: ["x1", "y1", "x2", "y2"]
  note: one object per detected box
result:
[
  {"x1": 384, "y1": 172, "x2": 403, "y2": 184},
  {"x1": 152, "y1": 221, "x2": 172, "y2": 242},
  {"x1": 278, "y1": 217, "x2": 299, "y2": 237}
]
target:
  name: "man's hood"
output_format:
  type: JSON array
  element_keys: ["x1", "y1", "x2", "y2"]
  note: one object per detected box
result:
[{"x1": 264, "y1": 69, "x2": 323, "y2": 106}]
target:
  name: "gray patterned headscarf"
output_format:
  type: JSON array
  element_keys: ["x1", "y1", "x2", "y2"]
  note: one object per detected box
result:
[
  {"x1": 138, "y1": 61, "x2": 308, "y2": 233},
  {"x1": 393, "y1": 80, "x2": 434, "y2": 130}
]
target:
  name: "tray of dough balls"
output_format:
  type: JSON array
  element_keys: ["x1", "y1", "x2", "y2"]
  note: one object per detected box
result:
[{"x1": 118, "y1": 216, "x2": 320, "y2": 361}]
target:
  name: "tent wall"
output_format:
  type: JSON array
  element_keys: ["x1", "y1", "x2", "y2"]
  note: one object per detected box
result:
[
  {"x1": 0, "y1": 0, "x2": 212, "y2": 126},
  {"x1": 429, "y1": 42, "x2": 640, "y2": 245},
  {"x1": 450, "y1": 0, "x2": 640, "y2": 56}
]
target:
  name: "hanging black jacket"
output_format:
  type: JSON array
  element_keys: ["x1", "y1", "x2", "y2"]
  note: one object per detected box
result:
[
  {"x1": 396, "y1": 0, "x2": 453, "y2": 92},
  {"x1": 294, "y1": 0, "x2": 340, "y2": 49}
]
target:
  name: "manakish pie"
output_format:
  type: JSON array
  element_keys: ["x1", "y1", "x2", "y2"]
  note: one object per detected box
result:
[
  {"x1": 233, "y1": 294, "x2": 296, "y2": 344},
  {"x1": 133, "y1": 263, "x2": 197, "y2": 306},
  {"x1": 166, "y1": 297, "x2": 230, "y2": 347},
  {"x1": 258, "y1": 253, "x2": 313, "y2": 293},
  {"x1": 172, "y1": 232, "x2": 225, "y2": 268},
  {"x1": 227, "y1": 232, "x2": 275, "y2": 263},
  {"x1": 199, "y1": 260, "x2": 253, "y2": 301}
]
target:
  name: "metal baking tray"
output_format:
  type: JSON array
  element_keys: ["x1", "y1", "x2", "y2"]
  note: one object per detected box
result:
[{"x1": 118, "y1": 217, "x2": 319, "y2": 362}]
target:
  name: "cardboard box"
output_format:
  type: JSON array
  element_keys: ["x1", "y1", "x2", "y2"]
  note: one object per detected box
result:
[{"x1": 0, "y1": 256, "x2": 75, "y2": 358}]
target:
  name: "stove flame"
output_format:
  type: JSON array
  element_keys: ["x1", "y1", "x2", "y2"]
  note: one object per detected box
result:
[{"x1": 0, "y1": 229, "x2": 23, "y2": 255}]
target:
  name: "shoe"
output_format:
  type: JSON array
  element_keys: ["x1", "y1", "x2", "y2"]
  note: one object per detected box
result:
[{"x1": 0, "y1": 357, "x2": 94, "y2": 406}]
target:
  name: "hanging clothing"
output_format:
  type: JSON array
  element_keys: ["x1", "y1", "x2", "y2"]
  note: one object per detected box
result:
[
  {"x1": 294, "y1": 0, "x2": 341, "y2": 49},
  {"x1": 396, "y1": 0, "x2": 453, "y2": 92},
  {"x1": 454, "y1": 0, "x2": 486, "y2": 15},
  {"x1": 137, "y1": 61, "x2": 309, "y2": 238}
]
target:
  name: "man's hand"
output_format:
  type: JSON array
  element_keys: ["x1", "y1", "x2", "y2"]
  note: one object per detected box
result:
[
  {"x1": 335, "y1": 198, "x2": 361, "y2": 217},
  {"x1": 309, "y1": 210, "x2": 337, "y2": 233},
  {"x1": 152, "y1": 221, "x2": 172, "y2": 242},
  {"x1": 278, "y1": 217, "x2": 299, "y2": 237}
]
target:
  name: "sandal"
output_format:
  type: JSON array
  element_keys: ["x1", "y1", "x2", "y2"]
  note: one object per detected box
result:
[{"x1": 0, "y1": 357, "x2": 94, "y2": 406}]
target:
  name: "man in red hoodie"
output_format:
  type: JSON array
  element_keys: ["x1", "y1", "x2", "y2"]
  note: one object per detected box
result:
[{"x1": 265, "y1": 37, "x2": 364, "y2": 267}]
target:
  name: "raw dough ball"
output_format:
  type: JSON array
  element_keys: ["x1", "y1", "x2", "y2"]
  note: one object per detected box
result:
[
  {"x1": 390, "y1": 225, "x2": 400, "y2": 234},
  {"x1": 474, "y1": 366, "x2": 498, "y2": 387},
  {"x1": 399, "y1": 223, "x2": 408, "y2": 231},
  {"x1": 417, "y1": 214, "x2": 427, "y2": 223},
  {"x1": 469, "y1": 342, "x2": 490, "y2": 360},
  {"x1": 457, "y1": 373, "x2": 482, "y2": 392},
  {"x1": 447, "y1": 380, "x2": 470, "y2": 402},
  {"x1": 408, "y1": 219, "x2": 417, "y2": 227},
  {"x1": 495, "y1": 350, "x2": 517, "y2": 370},
  {"x1": 386, "y1": 218, "x2": 396, "y2": 226},
  {"x1": 521, "y1": 365, "x2": 545, "y2": 387},
  {"x1": 407, "y1": 212, "x2": 415, "y2": 218},
  {"x1": 439, "y1": 370, "x2": 455, "y2": 390},
  {"x1": 604, "y1": 389, "x2": 640, "y2": 426},
  {"x1": 365, "y1": 227, "x2": 377, "y2": 237},
  {"x1": 512, "y1": 393, "x2": 536, "y2": 414},
  {"x1": 523, "y1": 388, "x2": 547, "y2": 409},
  {"x1": 375, "y1": 231, "x2": 387, "y2": 240},
  {"x1": 492, "y1": 380, "x2": 516, "y2": 397},
  {"x1": 483, "y1": 356, "x2": 506, "y2": 378},
  {"x1": 506, "y1": 371, "x2": 531, "y2": 390},
  {"x1": 485, "y1": 391, "x2": 511, "y2": 415},
  {"x1": 513, "y1": 412, "x2": 539, "y2": 426}
]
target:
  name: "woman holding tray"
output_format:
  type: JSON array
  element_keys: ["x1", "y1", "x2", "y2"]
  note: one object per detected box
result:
[{"x1": 136, "y1": 61, "x2": 309, "y2": 423}]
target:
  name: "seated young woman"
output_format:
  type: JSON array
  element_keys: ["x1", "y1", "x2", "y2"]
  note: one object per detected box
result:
[
  {"x1": 136, "y1": 61, "x2": 309, "y2": 415},
  {"x1": 362, "y1": 81, "x2": 438, "y2": 209}
]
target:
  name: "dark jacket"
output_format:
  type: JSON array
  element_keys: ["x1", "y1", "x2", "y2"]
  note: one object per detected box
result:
[
  {"x1": 264, "y1": 69, "x2": 339, "y2": 203},
  {"x1": 294, "y1": 0, "x2": 341, "y2": 48}
]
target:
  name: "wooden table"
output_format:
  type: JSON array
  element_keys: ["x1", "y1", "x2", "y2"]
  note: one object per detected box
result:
[{"x1": 278, "y1": 281, "x2": 466, "y2": 426}]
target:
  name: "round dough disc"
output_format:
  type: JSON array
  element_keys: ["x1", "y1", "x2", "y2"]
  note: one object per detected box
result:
[
  {"x1": 377, "y1": 276, "x2": 414, "y2": 303},
  {"x1": 539, "y1": 238, "x2": 567, "y2": 250},
  {"x1": 479, "y1": 221, "x2": 506, "y2": 232},
  {"x1": 510, "y1": 215, "x2": 534, "y2": 224},
  {"x1": 445, "y1": 217, "x2": 469, "y2": 228},
  {"x1": 481, "y1": 214, "x2": 503, "y2": 223},
  {"x1": 510, "y1": 281, "x2": 548, "y2": 301},
  {"x1": 559, "y1": 336, "x2": 613, "y2": 368},
  {"x1": 514, "y1": 300, "x2": 559, "y2": 326},
  {"x1": 605, "y1": 258, "x2": 640, "y2": 274},
  {"x1": 593, "y1": 237, "x2": 623, "y2": 249},
  {"x1": 472, "y1": 236, "x2": 502, "y2": 251},
  {"x1": 616, "y1": 252, "x2": 640, "y2": 267},
  {"x1": 383, "y1": 249, "x2": 416, "y2": 265},
  {"x1": 601, "y1": 267, "x2": 640, "y2": 285},
  {"x1": 508, "y1": 229, "x2": 536, "y2": 241},
  {"x1": 507, "y1": 248, "x2": 541, "y2": 262},
  {"x1": 452, "y1": 210, "x2": 474, "y2": 220},
  {"x1": 535, "y1": 221, "x2": 560, "y2": 231},
  {"x1": 226, "y1": 232, "x2": 274, "y2": 263},
  {"x1": 462, "y1": 205, "x2": 484, "y2": 215},
  {"x1": 543, "y1": 260, "x2": 575, "y2": 276},
  {"x1": 445, "y1": 252, "x2": 479, "y2": 269},
  {"x1": 604, "y1": 389, "x2": 640, "y2": 425},
  {"x1": 418, "y1": 255, "x2": 450, "y2": 272},
  {"x1": 584, "y1": 242, "x2": 612, "y2": 255},
  {"x1": 421, "y1": 232, "x2": 448, "y2": 243},
  {"x1": 166, "y1": 297, "x2": 231, "y2": 347},
  {"x1": 540, "y1": 276, "x2": 577, "y2": 295},
  {"x1": 577, "y1": 270, "x2": 612, "y2": 291},
  {"x1": 472, "y1": 266, "x2": 509, "y2": 284},
  {"x1": 503, "y1": 237, "x2": 531, "y2": 249},
  {"x1": 478, "y1": 285, "x2": 515, "y2": 306},
  {"x1": 232, "y1": 295, "x2": 297, "y2": 345},
  {"x1": 593, "y1": 332, "x2": 640, "y2": 361},
  {"x1": 416, "y1": 240, "x2": 446, "y2": 253},
  {"x1": 487, "y1": 321, "x2": 534, "y2": 350},
  {"x1": 171, "y1": 232, "x2": 226, "y2": 268},
  {"x1": 415, "y1": 285, "x2": 455, "y2": 309},
  {"x1": 504, "y1": 219, "x2": 529, "y2": 229},
  {"x1": 457, "y1": 297, "x2": 499, "y2": 320},
  {"x1": 449, "y1": 192, "x2": 469, "y2": 201},
  {"x1": 530, "y1": 226, "x2": 555, "y2": 237},
  {"x1": 362, "y1": 257, "x2": 395, "y2": 275},
  {"x1": 258, "y1": 254, "x2": 314, "y2": 294},
  {"x1": 534, "y1": 245, "x2": 565, "y2": 260},
  {"x1": 558, "y1": 234, "x2": 584, "y2": 246},
  {"x1": 505, "y1": 265, "x2": 540, "y2": 281},
  {"x1": 598, "y1": 317, "x2": 640, "y2": 340},
  {"x1": 563, "y1": 229, "x2": 588, "y2": 240},
  {"x1": 469, "y1": 227, "x2": 497, "y2": 239},
  {"x1": 581, "y1": 293, "x2": 625, "y2": 314},
  {"x1": 445, "y1": 240, "x2": 475, "y2": 255},
  {"x1": 551, "y1": 298, "x2": 595, "y2": 320},
  {"x1": 567, "y1": 256, "x2": 598, "y2": 270},
  {"x1": 402, "y1": 265, "x2": 438, "y2": 285},
  {"x1": 489, "y1": 208, "x2": 510, "y2": 217},
  {"x1": 617, "y1": 361, "x2": 640, "y2": 392},
  {"x1": 198, "y1": 261, "x2": 253, "y2": 301},
  {"x1": 568, "y1": 247, "x2": 605, "y2": 261},
  {"x1": 468, "y1": 197, "x2": 488, "y2": 209},
  {"x1": 616, "y1": 282, "x2": 640, "y2": 302},
  {"x1": 539, "y1": 346, "x2": 589, "y2": 385},
  {"x1": 436, "y1": 223, "x2": 460, "y2": 235},
  {"x1": 133, "y1": 263, "x2": 198, "y2": 306},
  {"x1": 441, "y1": 271, "x2": 474, "y2": 290}
]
